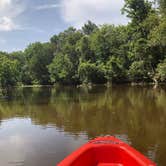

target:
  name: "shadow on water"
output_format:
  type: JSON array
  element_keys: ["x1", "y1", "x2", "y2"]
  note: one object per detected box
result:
[{"x1": 0, "y1": 85, "x2": 166, "y2": 165}]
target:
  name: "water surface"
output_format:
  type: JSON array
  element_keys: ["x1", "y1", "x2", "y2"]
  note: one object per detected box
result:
[{"x1": 0, "y1": 85, "x2": 166, "y2": 166}]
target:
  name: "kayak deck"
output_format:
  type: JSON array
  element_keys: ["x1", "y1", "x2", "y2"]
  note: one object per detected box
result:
[
  {"x1": 58, "y1": 136, "x2": 156, "y2": 166},
  {"x1": 97, "y1": 163, "x2": 123, "y2": 166}
]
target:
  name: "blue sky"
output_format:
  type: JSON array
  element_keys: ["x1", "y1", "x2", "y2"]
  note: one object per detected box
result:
[{"x1": 0, "y1": 0, "x2": 129, "y2": 52}]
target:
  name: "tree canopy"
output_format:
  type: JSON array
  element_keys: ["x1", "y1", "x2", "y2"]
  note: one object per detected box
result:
[{"x1": 0, "y1": 0, "x2": 165, "y2": 88}]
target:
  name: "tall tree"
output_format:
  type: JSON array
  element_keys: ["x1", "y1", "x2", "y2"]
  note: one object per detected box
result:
[
  {"x1": 77, "y1": 36, "x2": 95, "y2": 62},
  {"x1": 122, "y1": 0, "x2": 153, "y2": 25},
  {"x1": 25, "y1": 42, "x2": 54, "y2": 85},
  {"x1": 48, "y1": 53, "x2": 74, "y2": 84},
  {"x1": 0, "y1": 54, "x2": 20, "y2": 87},
  {"x1": 82, "y1": 21, "x2": 98, "y2": 35}
]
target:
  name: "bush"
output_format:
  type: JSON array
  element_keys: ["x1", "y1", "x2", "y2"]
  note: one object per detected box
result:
[
  {"x1": 156, "y1": 59, "x2": 166, "y2": 82},
  {"x1": 78, "y1": 62, "x2": 107, "y2": 84},
  {"x1": 128, "y1": 61, "x2": 149, "y2": 82},
  {"x1": 105, "y1": 57, "x2": 126, "y2": 82}
]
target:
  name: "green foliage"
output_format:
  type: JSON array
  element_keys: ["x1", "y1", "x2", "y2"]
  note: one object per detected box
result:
[
  {"x1": 148, "y1": 17, "x2": 166, "y2": 69},
  {"x1": 106, "y1": 57, "x2": 126, "y2": 82},
  {"x1": 156, "y1": 59, "x2": 166, "y2": 82},
  {"x1": 122, "y1": 0, "x2": 153, "y2": 24},
  {"x1": 90, "y1": 25, "x2": 111, "y2": 62},
  {"x1": 9, "y1": 51, "x2": 32, "y2": 85},
  {"x1": 82, "y1": 21, "x2": 98, "y2": 35},
  {"x1": 0, "y1": 54, "x2": 20, "y2": 87},
  {"x1": 53, "y1": 27, "x2": 83, "y2": 74},
  {"x1": 149, "y1": 18, "x2": 166, "y2": 47},
  {"x1": 90, "y1": 25, "x2": 128, "y2": 63},
  {"x1": 25, "y1": 42, "x2": 54, "y2": 85},
  {"x1": 78, "y1": 62, "x2": 106, "y2": 84},
  {"x1": 77, "y1": 36, "x2": 95, "y2": 62},
  {"x1": 0, "y1": 0, "x2": 166, "y2": 87},
  {"x1": 128, "y1": 61, "x2": 149, "y2": 82},
  {"x1": 157, "y1": 0, "x2": 166, "y2": 15},
  {"x1": 48, "y1": 54, "x2": 74, "y2": 84}
]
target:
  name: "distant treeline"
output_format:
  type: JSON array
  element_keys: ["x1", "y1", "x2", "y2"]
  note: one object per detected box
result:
[{"x1": 0, "y1": 0, "x2": 165, "y2": 88}]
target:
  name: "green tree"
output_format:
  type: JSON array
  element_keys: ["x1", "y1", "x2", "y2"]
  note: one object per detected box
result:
[
  {"x1": 122, "y1": 0, "x2": 153, "y2": 25},
  {"x1": 25, "y1": 42, "x2": 54, "y2": 85},
  {"x1": 78, "y1": 62, "x2": 106, "y2": 84},
  {"x1": 82, "y1": 21, "x2": 98, "y2": 35},
  {"x1": 90, "y1": 25, "x2": 129, "y2": 63},
  {"x1": 77, "y1": 36, "x2": 95, "y2": 62},
  {"x1": 149, "y1": 17, "x2": 166, "y2": 49},
  {"x1": 48, "y1": 53, "x2": 74, "y2": 84},
  {"x1": 53, "y1": 27, "x2": 83, "y2": 83},
  {"x1": 156, "y1": 59, "x2": 166, "y2": 82},
  {"x1": 90, "y1": 25, "x2": 111, "y2": 62},
  {"x1": 0, "y1": 0, "x2": 166, "y2": 86},
  {"x1": 157, "y1": 0, "x2": 166, "y2": 15},
  {"x1": 0, "y1": 55, "x2": 20, "y2": 87},
  {"x1": 128, "y1": 61, "x2": 150, "y2": 82},
  {"x1": 106, "y1": 57, "x2": 126, "y2": 82},
  {"x1": 147, "y1": 16, "x2": 166, "y2": 76},
  {"x1": 9, "y1": 51, "x2": 32, "y2": 85}
]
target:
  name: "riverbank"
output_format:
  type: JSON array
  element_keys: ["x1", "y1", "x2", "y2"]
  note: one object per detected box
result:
[{"x1": 0, "y1": 81, "x2": 165, "y2": 91}]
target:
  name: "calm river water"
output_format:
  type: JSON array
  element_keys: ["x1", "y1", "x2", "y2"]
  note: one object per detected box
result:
[{"x1": 0, "y1": 85, "x2": 166, "y2": 166}]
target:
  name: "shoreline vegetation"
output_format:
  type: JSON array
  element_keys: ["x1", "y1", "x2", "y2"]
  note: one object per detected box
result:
[
  {"x1": 0, "y1": 82, "x2": 163, "y2": 90},
  {"x1": 0, "y1": 0, "x2": 165, "y2": 89}
]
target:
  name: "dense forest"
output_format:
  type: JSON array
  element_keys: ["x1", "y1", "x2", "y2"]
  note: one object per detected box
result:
[{"x1": 0, "y1": 0, "x2": 166, "y2": 88}]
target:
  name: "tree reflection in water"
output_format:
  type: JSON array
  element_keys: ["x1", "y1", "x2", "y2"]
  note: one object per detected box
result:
[{"x1": 0, "y1": 85, "x2": 166, "y2": 165}]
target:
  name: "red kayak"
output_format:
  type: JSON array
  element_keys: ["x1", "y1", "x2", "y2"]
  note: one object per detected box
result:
[{"x1": 58, "y1": 136, "x2": 156, "y2": 166}]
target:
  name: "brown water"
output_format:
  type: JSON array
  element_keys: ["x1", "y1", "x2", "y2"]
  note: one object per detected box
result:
[{"x1": 0, "y1": 85, "x2": 166, "y2": 166}]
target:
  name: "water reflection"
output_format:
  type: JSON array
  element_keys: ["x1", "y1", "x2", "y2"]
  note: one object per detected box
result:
[{"x1": 0, "y1": 85, "x2": 166, "y2": 165}]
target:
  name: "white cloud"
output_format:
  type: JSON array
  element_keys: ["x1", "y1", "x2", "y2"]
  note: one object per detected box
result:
[
  {"x1": 0, "y1": 0, "x2": 11, "y2": 9},
  {"x1": 61, "y1": 0, "x2": 129, "y2": 28},
  {"x1": 0, "y1": 16, "x2": 18, "y2": 31},
  {"x1": 35, "y1": 4, "x2": 62, "y2": 11},
  {"x1": 0, "y1": 0, "x2": 25, "y2": 31}
]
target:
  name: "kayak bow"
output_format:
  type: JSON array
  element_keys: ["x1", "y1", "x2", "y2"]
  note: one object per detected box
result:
[{"x1": 58, "y1": 136, "x2": 156, "y2": 166}]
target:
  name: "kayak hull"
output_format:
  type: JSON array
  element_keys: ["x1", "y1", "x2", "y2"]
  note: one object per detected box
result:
[{"x1": 58, "y1": 136, "x2": 156, "y2": 166}]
